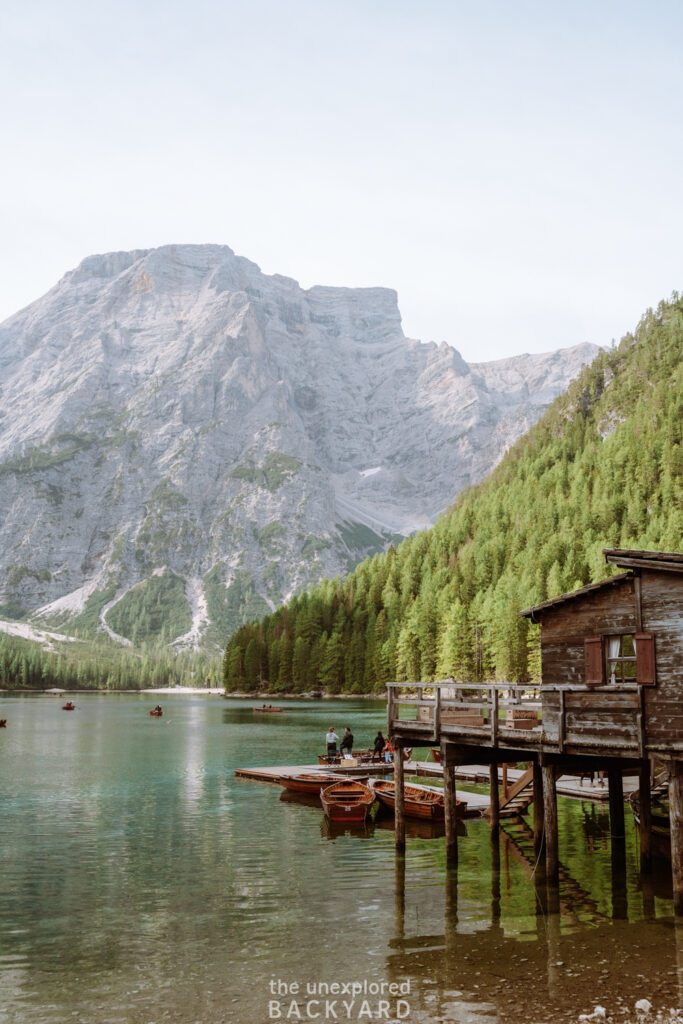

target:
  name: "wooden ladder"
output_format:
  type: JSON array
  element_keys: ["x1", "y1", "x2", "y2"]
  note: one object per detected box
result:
[{"x1": 484, "y1": 766, "x2": 534, "y2": 819}]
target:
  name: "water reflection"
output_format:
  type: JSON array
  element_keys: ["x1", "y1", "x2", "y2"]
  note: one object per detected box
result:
[
  {"x1": 388, "y1": 827, "x2": 680, "y2": 1023},
  {"x1": 1, "y1": 695, "x2": 679, "y2": 1024}
]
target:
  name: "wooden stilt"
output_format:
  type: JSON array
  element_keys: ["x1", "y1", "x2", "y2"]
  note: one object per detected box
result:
[
  {"x1": 491, "y1": 826, "x2": 501, "y2": 924},
  {"x1": 638, "y1": 760, "x2": 652, "y2": 873},
  {"x1": 542, "y1": 764, "x2": 559, "y2": 886},
  {"x1": 489, "y1": 763, "x2": 500, "y2": 829},
  {"x1": 394, "y1": 854, "x2": 405, "y2": 941},
  {"x1": 608, "y1": 768, "x2": 625, "y2": 841},
  {"x1": 443, "y1": 762, "x2": 458, "y2": 864},
  {"x1": 670, "y1": 761, "x2": 683, "y2": 917},
  {"x1": 394, "y1": 742, "x2": 406, "y2": 853},
  {"x1": 533, "y1": 761, "x2": 545, "y2": 863}
]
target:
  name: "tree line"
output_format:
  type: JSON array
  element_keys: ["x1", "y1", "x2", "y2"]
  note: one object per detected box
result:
[{"x1": 224, "y1": 293, "x2": 683, "y2": 693}]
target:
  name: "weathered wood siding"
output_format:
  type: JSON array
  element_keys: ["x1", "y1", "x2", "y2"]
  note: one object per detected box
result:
[
  {"x1": 641, "y1": 569, "x2": 683, "y2": 748},
  {"x1": 538, "y1": 577, "x2": 636, "y2": 688}
]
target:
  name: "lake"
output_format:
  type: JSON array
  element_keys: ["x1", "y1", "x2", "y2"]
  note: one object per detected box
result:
[{"x1": 1, "y1": 693, "x2": 680, "y2": 1024}]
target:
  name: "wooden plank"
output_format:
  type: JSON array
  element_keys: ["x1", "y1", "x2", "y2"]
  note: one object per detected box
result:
[{"x1": 565, "y1": 692, "x2": 639, "y2": 710}]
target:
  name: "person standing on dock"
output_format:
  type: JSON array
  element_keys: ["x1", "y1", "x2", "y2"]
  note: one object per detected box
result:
[
  {"x1": 340, "y1": 727, "x2": 354, "y2": 757},
  {"x1": 326, "y1": 727, "x2": 339, "y2": 764},
  {"x1": 372, "y1": 731, "x2": 385, "y2": 762}
]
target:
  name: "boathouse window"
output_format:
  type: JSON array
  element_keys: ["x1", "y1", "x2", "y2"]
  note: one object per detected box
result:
[{"x1": 606, "y1": 634, "x2": 636, "y2": 684}]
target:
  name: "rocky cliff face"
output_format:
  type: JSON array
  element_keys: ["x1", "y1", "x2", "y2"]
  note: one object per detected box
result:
[{"x1": 0, "y1": 244, "x2": 598, "y2": 647}]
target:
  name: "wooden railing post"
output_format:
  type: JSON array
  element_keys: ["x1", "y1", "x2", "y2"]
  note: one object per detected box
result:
[
  {"x1": 491, "y1": 687, "x2": 499, "y2": 745},
  {"x1": 434, "y1": 684, "x2": 442, "y2": 742}
]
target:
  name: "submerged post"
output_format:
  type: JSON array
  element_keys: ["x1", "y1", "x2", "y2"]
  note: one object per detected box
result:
[
  {"x1": 542, "y1": 764, "x2": 559, "y2": 886},
  {"x1": 443, "y1": 762, "x2": 458, "y2": 864},
  {"x1": 394, "y1": 742, "x2": 406, "y2": 853},
  {"x1": 488, "y1": 763, "x2": 500, "y2": 828},
  {"x1": 670, "y1": 761, "x2": 683, "y2": 917},
  {"x1": 639, "y1": 760, "x2": 652, "y2": 873}
]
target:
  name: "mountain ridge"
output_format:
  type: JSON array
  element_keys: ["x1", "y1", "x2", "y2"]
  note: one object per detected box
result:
[{"x1": 0, "y1": 244, "x2": 599, "y2": 647}]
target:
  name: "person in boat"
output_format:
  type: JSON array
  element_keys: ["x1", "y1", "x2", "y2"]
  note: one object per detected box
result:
[
  {"x1": 325, "y1": 727, "x2": 339, "y2": 764},
  {"x1": 340, "y1": 727, "x2": 354, "y2": 757},
  {"x1": 372, "y1": 731, "x2": 385, "y2": 761},
  {"x1": 154, "y1": 704, "x2": 162, "y2": 714}
]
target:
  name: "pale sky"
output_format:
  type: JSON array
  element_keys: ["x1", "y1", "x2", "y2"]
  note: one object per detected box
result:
[{"x1": 2, "y1": 0, "x2": 682, "y2": 362}]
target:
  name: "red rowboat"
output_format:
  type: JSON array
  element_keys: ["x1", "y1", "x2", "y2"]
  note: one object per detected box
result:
[
  {"x1": 320, "y1": 780, "x2": 375, "y2": 823},
  {"x1": 62, "y1": 702, "x2": 76, "y2": 711},
  {"x1": 372, "y1": 779, "x2": 467, "y2": 821},
  {"x1": 149, "y1": 709, "x2": 163, "y2": 717},
  {"x1": 253, "y1": 706, "x2": 283, "y2": 713}
]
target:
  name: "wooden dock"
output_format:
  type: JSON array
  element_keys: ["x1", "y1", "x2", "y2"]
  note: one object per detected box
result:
[
  {"x1": 234, "y1": 762, "x2": 393, "y2": 784},
  {"x1": 406, "y1": 761, "x2": 637, "y2": 802}
]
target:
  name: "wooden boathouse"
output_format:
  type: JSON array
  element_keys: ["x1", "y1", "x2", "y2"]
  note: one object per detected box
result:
[{"x1": 386, "y1": 548, "x2": 683, "y2": 913}]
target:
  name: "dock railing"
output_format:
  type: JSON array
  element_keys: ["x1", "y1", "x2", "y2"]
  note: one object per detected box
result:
[
  {"x1": 386, "y1": 679, "x2": 542, "y2": 745},
  {"x1": 387, "y1": 679, "x2": 652, "y2": 754}
]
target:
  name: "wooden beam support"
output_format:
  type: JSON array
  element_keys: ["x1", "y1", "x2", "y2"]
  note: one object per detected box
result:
[
  {"x1": 394, "y1": 742, "x2": 406, "y2": 853},
  {"x1": 489, "y1": 764, "x2": 500, "y2": 829},
  {"x1": 443, "y1": 763, "x2": 458, "y2": 865},
  {"x1": 639, "y1": 760, "x2": 652, "y2": 873},
  {"x1": 533, "y1": 760, "x2": 545, "y2": 862},
  {"x1": 608, "y1": 768, "x2": 626, "y2": 841},
  {"x1": 670, "y1": 762, "x2": 683, "y2": 918},
  {"x1": 542, "y1": 764, "x2": 559, "y2": 885}
]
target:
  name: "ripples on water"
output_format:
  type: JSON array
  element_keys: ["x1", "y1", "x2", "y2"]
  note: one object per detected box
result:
[{"x1": 0, "y1": 694, "x2": 679, "y2": 1024}]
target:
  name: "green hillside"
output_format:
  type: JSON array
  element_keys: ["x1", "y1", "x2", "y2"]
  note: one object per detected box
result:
[{"x1": 224, "y1": 293, "x2": 683, "y2": 693}]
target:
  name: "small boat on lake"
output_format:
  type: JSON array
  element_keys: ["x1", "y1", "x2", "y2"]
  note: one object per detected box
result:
[
  {"x1": 149, "y1": 709, "x2": 163, "y2": 717},
  {"x1": 254, "y1": 705, "x2": 283, "y2": 713},
  {"x1": 371, "y1": 779, "x2": 467, "y2": 821},
  {"x1": 62, "y1": 702, "x2": 76, "y2": 711},
  {"x1": 320, "y1": 779, "x2": 375, "y2": 823},
  {"x1": 280, "y1": 773, "x2": 349, "y2": 794},
  {"x1": 0, "y1": 719, "x2": 6, "y2": 728}
]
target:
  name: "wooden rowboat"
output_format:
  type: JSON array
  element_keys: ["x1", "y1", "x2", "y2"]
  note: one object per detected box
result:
[
  {"x1": 431, "y1": 748, "x2": 441, "y2": 763},
  {"x1": 320, "y1": 780, "x2": 375, "y2": 823},
  {"x1": 253, "y1": 706, "x2": 283, "y2": 713},
  {"x1": 280, "y1": 773, "x2": 348, "y2": 794},
  {"x1": 62, "y1": 702, "x2": 76, "y2": 711},
  {"x1": 372, "y1": 779, "x2": 467, "y2": 821},
  {"x1": 149, "y1": 709, "x2": 163, "y2": 717}
]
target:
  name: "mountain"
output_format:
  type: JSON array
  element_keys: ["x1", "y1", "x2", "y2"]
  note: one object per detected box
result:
[
  {"x1": 224, "y1": 293, "x2": 683, "y2": 692},
  {"x1": 0, "y1": 244, "x2": 598, "y2": 648}
]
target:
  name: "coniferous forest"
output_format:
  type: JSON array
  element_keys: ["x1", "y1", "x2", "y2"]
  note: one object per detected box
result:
[{"x1": 224, "y1": 294, "x2": 683, "y2": 694}]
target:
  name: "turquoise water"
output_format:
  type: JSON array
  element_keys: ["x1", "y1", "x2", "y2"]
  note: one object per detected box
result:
[{"x1": 0, "y1": 694, "x2": 680, "y2": 1024}]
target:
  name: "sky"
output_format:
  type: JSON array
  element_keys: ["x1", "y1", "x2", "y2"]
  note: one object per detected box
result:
[{"x1": 2, "y1": 0, "x2": 683, "y2": 362}]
